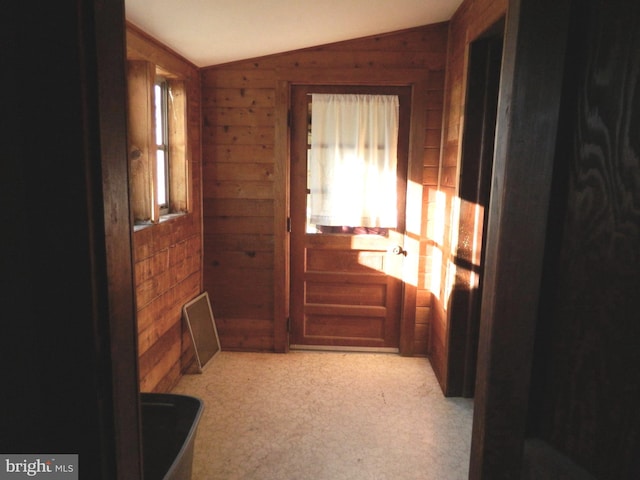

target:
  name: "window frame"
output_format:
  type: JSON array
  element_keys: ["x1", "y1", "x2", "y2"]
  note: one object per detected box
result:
[
  {"x1": 154, "y1": 76, "x2": 170, "y2": 215},
  {"x1": 126, "y1": 60, "x2": 189, "y2": 228}
]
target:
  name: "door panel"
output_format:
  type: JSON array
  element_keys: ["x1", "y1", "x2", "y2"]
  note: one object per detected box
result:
[{"x1": 290, "y1": 85, "x2": 410, "y2": 349}]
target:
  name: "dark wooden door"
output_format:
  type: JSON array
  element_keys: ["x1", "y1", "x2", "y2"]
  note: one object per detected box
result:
[{"x1": 289, "y1": 85, "x2": 410, "y2": 349}]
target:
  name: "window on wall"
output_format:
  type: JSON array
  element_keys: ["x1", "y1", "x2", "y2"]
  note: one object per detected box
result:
[
  {"x1": 154, "y1": 77, "x2": 170, "y2": 214},
  {"x1": 127, "y1": 61, "x2": 189, "y2": 227}
]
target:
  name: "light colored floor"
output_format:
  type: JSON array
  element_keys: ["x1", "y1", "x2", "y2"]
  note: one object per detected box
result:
[{"x1": 171, "y1": 351, "x2": 474, "y2": 480}]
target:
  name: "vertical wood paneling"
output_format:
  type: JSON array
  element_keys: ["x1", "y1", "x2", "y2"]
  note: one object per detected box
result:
[
  {"x1": 430, "y1": 0, "x2": 507, "y2": 391},
  {"x1": 202, "y1": 24, "x2": 449, "y2": 352},
  {"x1": 126, "y1": 60, "x2": 156, "y2": 222},
  {"x1": 168, "y1": 79, "x2": 189, "y2": 213},
  {"x1": 127, "y1": 24, "x2": 203, "y2": 392}
]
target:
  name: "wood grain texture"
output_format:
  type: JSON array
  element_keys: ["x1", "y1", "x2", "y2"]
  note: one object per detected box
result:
[
  {"x1": 127, "y1": 26, "x2": 203, "y2": 392},
  {"x1": 530, "y1": 0, "x2": 640, "y2": 478},
  {"x1": 97, "y1": 5, "x2": 143, "y2": 477},
  {"x1": 202, "y1": 24, "x2": 448, "y2": 352},
  {"x1": 430, "y1": 0, "x2": 507, "y2": 395},
  {"x1": 126, "y1": 60, "x2": 156, "y2": 222},
  {"x1": 470, "y1": 0, "x2": 571, "y2": 477}
]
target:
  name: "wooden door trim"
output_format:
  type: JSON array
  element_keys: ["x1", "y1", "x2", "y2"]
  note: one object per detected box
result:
[
  {"x1": 443, "y1": 29, "x2": 504, "y2": 398},
  {"x1": 97, "y1": 4, "x2": 143, "y2": 478},
  {"x1": 289, "y1": 85, "x2": 407, "y2": 348},
  {"x1": 274, "y1": 70, "x2": 429, "y2": 355},
  {"x1": 469, "y1": 0, "x2": 571, "y2": 477},
  {"x1": 274, "y1": 79, "x2": 291, "y2": 352}
]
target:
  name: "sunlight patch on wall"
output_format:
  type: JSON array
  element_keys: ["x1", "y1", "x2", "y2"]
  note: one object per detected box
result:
[
  {"x1": 428, "y1": 189, "x2": 448, "y2": 299},
  {"x1": 443, "y1": 195, "x2": 461, "y2": 307}
]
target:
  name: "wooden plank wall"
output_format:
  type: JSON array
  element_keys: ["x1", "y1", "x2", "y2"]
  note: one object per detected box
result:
[
  {"x1": 126, "y1": 24, "x2": 203, "y2": 392},
  {"x1": 201, "y1": 24, "x2": 449, "y2": 353},
  {"x1": 430, "y1": 0, "x2": 507, "y2": 391}
]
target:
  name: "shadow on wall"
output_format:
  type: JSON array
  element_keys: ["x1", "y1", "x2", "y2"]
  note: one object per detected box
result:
[{"x1": 447, "y1": 283, "x2": 481, "y2": 398}]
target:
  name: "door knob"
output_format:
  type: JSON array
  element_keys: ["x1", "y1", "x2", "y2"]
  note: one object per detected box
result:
[{"x1": 390, "y1": 245, "x2": 406, "y2": 256}]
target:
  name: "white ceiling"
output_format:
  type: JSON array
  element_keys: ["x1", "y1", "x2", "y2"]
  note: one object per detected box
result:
[{"x1": 125, "y1": 0, "x2": 463, "y2": 67}]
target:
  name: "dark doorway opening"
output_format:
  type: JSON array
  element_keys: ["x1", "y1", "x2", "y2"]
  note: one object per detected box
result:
[{"x1": 445, "y1": 23, "x2": 504, "y2": 397}]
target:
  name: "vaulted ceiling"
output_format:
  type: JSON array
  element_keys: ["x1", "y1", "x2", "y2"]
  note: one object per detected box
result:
[{"x1": 125, "y1": 0, "x2": 463, "y2": 67}]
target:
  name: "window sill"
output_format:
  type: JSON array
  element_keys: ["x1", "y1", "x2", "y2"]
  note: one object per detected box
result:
[{"x1": 133, "y1": 212, "x2": 187, "y2": 232}]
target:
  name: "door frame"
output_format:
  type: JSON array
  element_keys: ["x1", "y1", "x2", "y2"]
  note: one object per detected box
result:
[
  {"x1": 289, "y1": 84, "x2": 411, "y2": 350},
  {"x1": 273, "y1": 69, "x2": 430, "y2": 354},
  {"x1": 469, "y1": 0, "x2": 571, "y2": 476},
  {"x1": 443, "y1": 25, "x2": 504, "y2": 398}
]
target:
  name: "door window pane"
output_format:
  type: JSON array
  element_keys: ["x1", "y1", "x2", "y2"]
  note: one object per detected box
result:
[{"x1": 306, "y1": 94, "x2": 399, "y2": 235}]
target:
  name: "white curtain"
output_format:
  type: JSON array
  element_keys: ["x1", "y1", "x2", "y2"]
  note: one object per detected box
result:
[{"x1": 309, "y1": 94, "x2": 399, "y2": 228}]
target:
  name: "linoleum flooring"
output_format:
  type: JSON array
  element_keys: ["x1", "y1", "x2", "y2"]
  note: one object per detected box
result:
[{"x1": 171, "y1": 350, "x2": 473, "y2": 480}]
